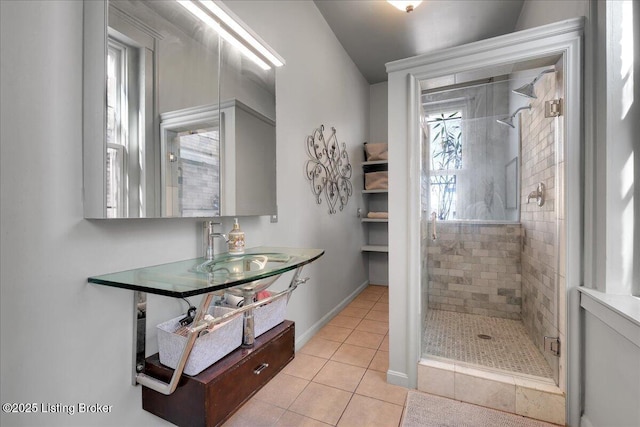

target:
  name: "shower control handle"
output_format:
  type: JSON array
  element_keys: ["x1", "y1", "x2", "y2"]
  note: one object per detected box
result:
[
  {"x1": 431, "y1": 212, "x2": 437, "y2": 241},
  {"x1": 526, "y1": 182, "x2": 545, "y2": 207}
]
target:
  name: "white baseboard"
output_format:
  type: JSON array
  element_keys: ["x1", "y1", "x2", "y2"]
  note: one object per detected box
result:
[
  {"x1": 294, "y1": 280, "x2": 369, "y2": 351},
  {"x1": 580, "y1": 414, "x2": 594, "y2": 427},
  {"x1": 387, "y1": 370, "x2": 410, "y2": 388}
]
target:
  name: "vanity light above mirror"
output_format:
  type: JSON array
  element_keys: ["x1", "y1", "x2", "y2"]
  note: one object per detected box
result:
[
  {"x1": 176, "y1": 0, "x2": 283, "y2": 70},
  {"x1": 83, "y1": 0, "x2": 284, "y2": 219}
]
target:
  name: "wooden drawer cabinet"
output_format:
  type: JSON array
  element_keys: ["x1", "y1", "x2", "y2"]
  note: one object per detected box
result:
[{"x1": 142, "y1": 321, "x2": 294, "y2": 427}]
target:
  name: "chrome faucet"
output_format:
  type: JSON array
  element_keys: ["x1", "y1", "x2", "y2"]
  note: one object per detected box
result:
[{"x1": 203, "y1": 221, "x2": 228, "y2": 261}]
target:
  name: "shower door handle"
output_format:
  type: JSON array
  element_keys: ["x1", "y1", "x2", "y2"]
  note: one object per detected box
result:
[{"x1": 431, "y1": 212, "x2": 437, "y2": 241}]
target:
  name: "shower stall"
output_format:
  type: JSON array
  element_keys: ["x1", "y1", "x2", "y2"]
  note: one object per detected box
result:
[
  {"x1": 419, "y1": 63, "x2": 565, "y2": 384},
  {"x1": 387, "y1": 19, "x2": 583, "y2": 425}
]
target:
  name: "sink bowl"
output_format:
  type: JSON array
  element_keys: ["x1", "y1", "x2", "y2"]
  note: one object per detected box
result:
[{"x1": 195, "y1": 252, "x2": 294, "y2": 295}]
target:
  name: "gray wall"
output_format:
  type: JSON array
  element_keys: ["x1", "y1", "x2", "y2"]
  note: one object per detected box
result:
[
  {"x1": 0, "y1": 1, "x2": 369, "y2": 426},
  {"x1": 367, "y1": 82, "x2": 389, "y2": 285}
]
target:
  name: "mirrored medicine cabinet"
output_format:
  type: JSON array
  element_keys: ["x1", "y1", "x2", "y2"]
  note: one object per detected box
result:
[{"x1": 83, "y1": 0, "x2": 280, "y2": 219}]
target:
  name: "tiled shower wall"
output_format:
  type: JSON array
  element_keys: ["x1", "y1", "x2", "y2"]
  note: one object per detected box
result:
[
  {"x1": 519, "y1": 70, "x2": 560, "y2": 379},
  {"x1": 425, "y1": 222, "x2": 522, "y2": 319}
]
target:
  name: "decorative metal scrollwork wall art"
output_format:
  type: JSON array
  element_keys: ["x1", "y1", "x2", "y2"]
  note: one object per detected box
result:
[{"x1": 304, "y1": 125, "x2": 353, "y2": 214}]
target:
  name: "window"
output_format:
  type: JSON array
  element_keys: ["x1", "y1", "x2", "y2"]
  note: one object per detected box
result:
[
  {"x1": 106, "y1": 39, "x2": 128, "y2": 218},
  {"x1": 106, "y1": 32, "x2": 148, "y2": 217},
  {"x1": 425, "y1": 111, "x2": 463, "y2": 220},
  {"x1": 175, "y1": 128, "x2": 221, "y2": 217}
]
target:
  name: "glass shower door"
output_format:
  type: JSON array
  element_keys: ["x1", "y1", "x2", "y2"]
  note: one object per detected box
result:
[{"x1": 419, "y1": 69, "x2": 564, "y2": 385}]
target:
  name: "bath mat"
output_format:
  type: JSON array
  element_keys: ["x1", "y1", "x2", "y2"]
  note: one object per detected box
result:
[{"x1": 402, "y1": 391, "x2": 558, "y2": 427}]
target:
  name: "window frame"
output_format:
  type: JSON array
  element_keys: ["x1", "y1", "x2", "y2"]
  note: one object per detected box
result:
[{"x1": 422, "y1": 98, "x2": 468, "y2": 220}]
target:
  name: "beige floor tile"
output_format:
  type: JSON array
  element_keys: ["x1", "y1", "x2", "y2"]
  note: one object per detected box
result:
[
  {"x1": 347, "y1": 299, "x2": 376, "y2": 310},
  {"x1": 222, "y1": 398, "x2": 285, "y2": 427},
  {"x1": 331, "y1": 343, "x2": 376, "y2": 368},
  {"x1": 344, "y1": 330, "x2": 385, "y2": 349},
  {"x1": 289, "y1": 382, "x2": 352, "y2": 425},
  {"x1": 328, "y1": 314, "x2": 362, "y2": 329},
  {"x1": 254, "y1": 372, "x2": 309, "y2": 409},
  {"x1": 355, "y1": 319, "x2": 389, "y2": 335},
  {"x1": 368, "y1": 350, "x2": 389, "y2": 372},
  {"x1": 313, "y1": 360, "x2": 366, "y2": 392},
  {"x1": 299, "y1": 337, "x2": 341, "y2": 359},
  {"x1": 379, "y1": 335, "x2": 389, "y2": 351},
  {"x1": 371, "y1": 302, "x2": 389, "y2": 313},
  {"x1": 365, "y1": 285, "x2": 388, "y2": 294},
  {"x1": 355, "y1": 292, "x2": 381, "y2": 303},
  {"x1": 378, "y1": 295, "x2": 389, "y2": 304},
  {"x1": 315, "y1": 325, "x2": 353, "y2": 343},
  {"x1": 364, "y1": 310, "x2": 388, "y2": 322},
  {"x1": 339, "y1": 306, "x2": 370, "y2": 319},
  {"x1": 282, "y1": 353, "x2": 327, "y2": 380},
  {"x1": 356, "y1": 370, "x2": 408, "y2": 406},
  {"x1": 337, "y1": 394, "x2": 403, "y2": 427},
  {"x1": 275, "y1": 411, "x2": 332, "y2": 427}
]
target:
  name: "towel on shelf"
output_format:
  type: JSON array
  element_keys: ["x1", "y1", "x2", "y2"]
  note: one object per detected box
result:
[
  {"x1": 367, "y1": 212, "x2": 388, "y2": 219},
  {"x1": 364, "y1": 142, "x2": 388, "y2": 161},
  {"x1": 365, "y1": 171, "x2": 388, "y2": 190}
]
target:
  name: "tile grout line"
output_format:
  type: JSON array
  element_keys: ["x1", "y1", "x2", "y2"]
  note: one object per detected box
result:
[
  {"x1": 329, "y1": 288, "x2": 385, "y2": 426},
  {"x1": 277, "y1": 287, "x2": 390, "y2": 426}
]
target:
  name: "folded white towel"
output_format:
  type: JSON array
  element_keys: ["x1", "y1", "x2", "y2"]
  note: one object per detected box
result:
[
  {"x1": 365, "y1": 171, "x2": 388, "y2": 190},
  {"x1": 365, "y1": 142, "x2": 388, "y2": 161}
]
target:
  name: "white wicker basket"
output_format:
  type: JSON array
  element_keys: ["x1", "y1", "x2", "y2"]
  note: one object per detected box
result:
[
  {"x1": 254, "y1": 293, "x2": 287, "y2": 337},
  {"x1": 157, "y1": 306, "x2": 243, "y2": 376}
]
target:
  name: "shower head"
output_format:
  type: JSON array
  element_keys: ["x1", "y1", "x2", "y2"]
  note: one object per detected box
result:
[
  {"x1": 496, "y1": 116, "x2": 515, "y2": 128},
  {"x1": 496, "y1": 104, "x2": 532, "y2": 128},
  {"x1": 512, "y1": 69, "x2": 555, "y2": 99},
  {"x1": 512, "y1": 82, "x2": 536, "y2": 99}
]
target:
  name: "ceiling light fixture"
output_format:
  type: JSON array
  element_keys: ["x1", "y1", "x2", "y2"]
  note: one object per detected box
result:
[
  {"x1": 175, "y1": 0, "x2": 282, "y2": 71},
  {"x1": 388, "y1": 1, "x2": 423, "y2": 13}
]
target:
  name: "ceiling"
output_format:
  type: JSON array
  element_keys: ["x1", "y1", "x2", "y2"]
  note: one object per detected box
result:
[{"x1": 313, "y1": 0, "x2": 525, "y2": 84}]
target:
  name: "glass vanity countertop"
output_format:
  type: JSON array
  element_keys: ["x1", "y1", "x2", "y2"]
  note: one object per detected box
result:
[{"x1": 88, "y1": 247, "x2": 324, "y2": 298}]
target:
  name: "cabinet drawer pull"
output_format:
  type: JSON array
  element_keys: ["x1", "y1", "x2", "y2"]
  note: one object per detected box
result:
[{"x1": 253, "y1": 363, "x2": 269, "y2": 375}]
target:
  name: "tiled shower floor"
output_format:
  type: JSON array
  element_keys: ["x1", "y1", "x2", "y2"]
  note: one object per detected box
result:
[{"x1": 423, "y1": 309, "x2": 554, "y2": 379}]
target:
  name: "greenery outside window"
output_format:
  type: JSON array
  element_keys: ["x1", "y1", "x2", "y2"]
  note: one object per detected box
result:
[{"x1": 425, "y1": 110, "x2": 463, "y2": 220}]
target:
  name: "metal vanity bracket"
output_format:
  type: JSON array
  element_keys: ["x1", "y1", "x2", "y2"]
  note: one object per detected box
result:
[{"x1": 133, "y1": 266, "x2": 308, "y2": 395}]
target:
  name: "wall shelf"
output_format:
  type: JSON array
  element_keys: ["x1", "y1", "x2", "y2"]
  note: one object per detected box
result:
[
  {"x1": 362, "y1": 160, "x2": 389, "y2": 167},
  {"x1": 361, "y1": 245, "x2": 389, "y2": 253},
  {"x1": 361, "y1": 143, "x2": 389, "y2": 288},
  {"x1": 361, "y1": 144, "x2": 389, "y2": 253},
  {"x1": 361, "y1": 218, "x2": 388, "y2": 223}
]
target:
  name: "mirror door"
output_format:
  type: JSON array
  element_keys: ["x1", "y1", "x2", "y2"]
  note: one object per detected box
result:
[{"x1": 83, "y1": 0, "x2": 280, "y2": 219}]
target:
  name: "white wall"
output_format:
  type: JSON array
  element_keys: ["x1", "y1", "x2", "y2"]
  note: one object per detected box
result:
[
  {"x1": 516, "y1": 1, "x2": 640, "y2": 426},
  {"x1": 601, "y1": 1, "x2": 639, "y2": 295},
  {"x1": 515, "y1": 0, "x2": 590, "y2": 31},
  {"x1": 580, "y1": 291, "x2": 640, "y2": 427},
  {"x1": 0, "y1": 1, "x2": 369, "y2": 426}
]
